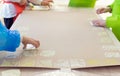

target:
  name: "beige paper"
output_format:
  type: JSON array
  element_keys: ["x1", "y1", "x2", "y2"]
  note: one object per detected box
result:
[{"x1": 2, "y1": 69, "x2": 21, "y2": 76}]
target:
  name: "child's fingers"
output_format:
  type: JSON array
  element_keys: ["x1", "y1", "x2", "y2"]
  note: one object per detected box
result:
[
  {"x1": 96, "y1": 9, "x2": 101, "y2": 14},
  {"x1": 41, "y1": 1, "x2": 53, "y2": 8},
  {"x1": 96, "y1": 8, "x2": 106, "y2": 14},
  {"x1": 91, "y1": 20, "x2": 100, "y2": 26},
  {"x1": 91, "y1": 19, "x2": 106, "y2": 27}
]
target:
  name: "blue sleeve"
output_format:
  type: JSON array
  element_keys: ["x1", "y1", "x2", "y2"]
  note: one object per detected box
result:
[{"x1": 0, "y1": 21, "x2": 21, "y2": 52}]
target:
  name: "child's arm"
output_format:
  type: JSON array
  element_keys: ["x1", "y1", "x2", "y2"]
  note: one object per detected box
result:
[
  {"x1": 41, "y1": 0, "x2": 53, "y2": 7},
  {"x1": 96, "y1": 7, "x2": 112, "y2": 14},
  {"x1": 96, "y1": 0, "x2": 114, "y2": 14},
  {"x1": 28, "y1": 0, "x2": 53, "y2": 7}
]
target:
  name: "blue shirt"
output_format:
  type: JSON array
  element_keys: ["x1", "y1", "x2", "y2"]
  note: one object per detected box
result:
[{"x1": 0, "y1": 21, "x2": 20, "y2": 52}]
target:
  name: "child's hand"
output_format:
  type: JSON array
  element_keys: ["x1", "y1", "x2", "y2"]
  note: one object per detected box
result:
[
  {"x1": 92, "y1": 19, "x2": 106, "y2": 27},
  {"x1": 96, "y1": 7, "x2": 111, "y2": 14},
  {"x1": 41, "y1": 0, "x2": 53, "y2": 7},
  {"x1": 96, "y1": 8, "x2": 107, "y2": 14}
]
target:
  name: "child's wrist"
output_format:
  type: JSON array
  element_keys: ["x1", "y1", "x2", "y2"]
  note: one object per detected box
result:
[{"x1": 106, "y1": 6, "x2": 112, "y2": 12}]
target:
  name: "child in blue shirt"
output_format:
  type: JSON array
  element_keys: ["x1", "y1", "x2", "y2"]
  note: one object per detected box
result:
[{"x1": 0, "y1": 21, "x2": 40, "y2": 52}]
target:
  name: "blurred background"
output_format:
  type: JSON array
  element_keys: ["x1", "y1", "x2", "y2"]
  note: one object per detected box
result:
[{"x1": 0, "y1": 0, "x2": 114, "y2": 18}]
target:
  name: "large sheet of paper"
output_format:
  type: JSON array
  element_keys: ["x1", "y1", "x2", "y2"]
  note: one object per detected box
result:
[{"x1": 0, "y1": 8, "x2": 120, "y2": 69}]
